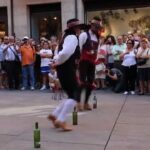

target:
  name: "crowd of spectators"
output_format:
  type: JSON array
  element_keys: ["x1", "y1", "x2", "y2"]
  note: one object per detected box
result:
[
  {"x1": 0, "y1": 35, "x2": 58, "y2": 91},
  {"x1": 95, "y1": 33, "x2": 150, "y2": 95},
  {"x1": 0, "y1": 32, "x2": 150, "y2": 95}
]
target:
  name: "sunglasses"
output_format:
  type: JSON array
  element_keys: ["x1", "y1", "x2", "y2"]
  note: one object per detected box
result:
[{"x1": 92, "y1": 23, "x2": 101, "y2": 29}]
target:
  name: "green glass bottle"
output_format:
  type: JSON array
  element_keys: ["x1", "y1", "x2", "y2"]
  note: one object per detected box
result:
[
  {"x1": 93, "y1": 95, "x2": 97, "y2": 109},
  {"x1": 72, "y1": 107, "x2": 78, "y2": 125},
  {"x1": 34, "y1": 122, "x2": 41, "y2": 148}
]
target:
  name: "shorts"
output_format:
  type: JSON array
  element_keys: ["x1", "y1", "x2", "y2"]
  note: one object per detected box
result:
[
  {"x1": 41, "y1": 66, "x2": 50, "y2": 74},
  {"x1": 138, "y1": 67, "x2": 150, "y2": 81}
]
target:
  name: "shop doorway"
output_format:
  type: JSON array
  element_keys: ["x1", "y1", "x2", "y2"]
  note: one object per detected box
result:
[
  {"x1": 30, "y1": 3, "x2": 61, "y2": 41},
  {"x1": 0, "y1": 7, "x2": 8, "y2": 38}
]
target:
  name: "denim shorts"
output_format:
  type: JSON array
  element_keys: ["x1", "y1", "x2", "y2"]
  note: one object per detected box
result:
[{"x1": 41, "y1": 66, "x2": 50, "y2": 74}]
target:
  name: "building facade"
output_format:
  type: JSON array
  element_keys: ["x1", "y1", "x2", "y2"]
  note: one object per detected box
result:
[
  {"x1": 0, "y1": 0, "x2": 84, "y2": 40},
  {"x1": 0, "y1": 0, "x2": 150, "y2": 40}
]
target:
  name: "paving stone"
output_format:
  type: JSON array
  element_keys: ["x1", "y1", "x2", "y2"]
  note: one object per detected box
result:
[{"x1": 0, "y1": 90, "x2": 149, "y2": 150}]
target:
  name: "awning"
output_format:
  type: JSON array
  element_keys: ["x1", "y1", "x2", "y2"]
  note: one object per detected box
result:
[{"x1": 83, "y1": 0, "x2": 150, "y2": 11}]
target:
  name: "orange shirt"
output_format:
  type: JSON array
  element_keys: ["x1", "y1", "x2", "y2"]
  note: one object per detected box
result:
[{"x1": 20, "y1": 44, "x2": 35, "y2": 66}]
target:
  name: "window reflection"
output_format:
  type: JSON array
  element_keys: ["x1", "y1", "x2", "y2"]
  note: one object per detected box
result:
[
  {"x1": 30, "y1": 3, "x2": 61, "y2": 41},
  {"x1": 0, "y1": 22, "x2": 6, "y2": 38},
  {"x1": 0, "y1": 7, "x2": 8, "y2": 38}
]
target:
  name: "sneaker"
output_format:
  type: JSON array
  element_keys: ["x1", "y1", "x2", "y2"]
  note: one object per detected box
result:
[
  {"x1": 130, "y1": 91, "x2": 135, "y2": 95},
  {"x1": 30, "y1": 86, "x2": 35, "y2": 90},
  {"x1": 21, "y1": 87, "x2": 26, "y2": 91},
  {"x1": 123, "y1": 91, "x2": 128, "y2": 95},
  {"x1": 40, "y1": 85, "x2": 46, "y2": 91}
]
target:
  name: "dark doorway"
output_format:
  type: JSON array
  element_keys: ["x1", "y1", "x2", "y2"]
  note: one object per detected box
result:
[
  {"x1": 0, "y1": 7, "x2": 8, "y2": 38},
  {"x1": 30, "y1": 3, "x2": 61, "y2": 41}
]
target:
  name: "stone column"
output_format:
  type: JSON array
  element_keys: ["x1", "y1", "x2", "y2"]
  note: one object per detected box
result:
[
  {"x1": 13, "y1": 0, "x2": 29, "y2": 38},
  {"x1": 77, "y1": 0, "x2": 84, "y2": 22},
  {"x1": 61, "y1": 0, "x2": 75, "y2": 31}
]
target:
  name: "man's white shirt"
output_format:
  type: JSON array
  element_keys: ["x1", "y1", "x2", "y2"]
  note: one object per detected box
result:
[
  {"x1": 79, "y1": 30, "x2": 98, "y2": 52},
  {"x1": 1, "y1": 44, "x2": 19, "y2": 61},
  {"x1": 54, "y1": 35, "x2": 78, "y2": 65}
]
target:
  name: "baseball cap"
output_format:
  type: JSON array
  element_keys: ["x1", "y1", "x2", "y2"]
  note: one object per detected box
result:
[{"x1": 22, "y1": 36, "x2": 29, "y2": 41}]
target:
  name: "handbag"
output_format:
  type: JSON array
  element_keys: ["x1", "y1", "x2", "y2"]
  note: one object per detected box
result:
[
  {"x1": 14, "y1": 54, "x2": 20, "y2": 62},
  {"x1": 137, "y1": 49, "x2": 149, "y2": 66},
  {"x1": 137, "y1": 58, "x2": 147, "y2": 66},
  {"x1": 9, "y1": 46, "x2": 20, "y2": 62}
]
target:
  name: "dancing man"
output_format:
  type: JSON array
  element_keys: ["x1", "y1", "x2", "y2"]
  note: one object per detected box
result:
[
  {"x1": 77, "y1": 16, "x2": 102, "y2": 111},
  {"x1": 47, "y1": 18, "x2": 81, "y2": 131}
]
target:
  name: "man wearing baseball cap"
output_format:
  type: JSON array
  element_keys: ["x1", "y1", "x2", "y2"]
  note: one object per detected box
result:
[{"x1": 19, "y1": 36, "x2": 36, "y2": 90}]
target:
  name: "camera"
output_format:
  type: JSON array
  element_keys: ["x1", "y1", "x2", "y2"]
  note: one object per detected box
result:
[{"x1": 105, "y1": 69, "x2": 109, "y2": 74}]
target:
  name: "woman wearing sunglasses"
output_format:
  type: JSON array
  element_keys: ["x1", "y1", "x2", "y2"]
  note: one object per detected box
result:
[{"x1": 120, "y1": 39, "x2": 137, "y2": 95}]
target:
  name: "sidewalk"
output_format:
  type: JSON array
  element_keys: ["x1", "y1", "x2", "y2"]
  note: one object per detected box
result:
[{"x1": 0, "y1": 90, "x2": 149, "y2": 150}]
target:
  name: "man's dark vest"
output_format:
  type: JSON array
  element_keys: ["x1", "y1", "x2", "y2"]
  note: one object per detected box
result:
[
  {"x1": 80, "y1": 32, "x2": 99, "y2": 64},
  {"x1": 56, "y1": 35, "x2": 80, "y2": 72}
]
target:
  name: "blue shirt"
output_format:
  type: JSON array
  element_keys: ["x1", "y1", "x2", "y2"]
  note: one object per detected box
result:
[{"x1": 112, "y1": 43, "x2": 126, "y2": 61}]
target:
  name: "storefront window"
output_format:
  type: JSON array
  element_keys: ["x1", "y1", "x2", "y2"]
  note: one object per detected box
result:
[
  {"x1": 0, "y1": 7, "x2": 8, "y2": 38},
  {"x1": 87, "y1": 7, "x2": 150, "y2": 36},
  {"x1": 84, "y1": 0, "x2": 150, "y2": 36},
  {"x1": 0, "y1": 22, "x2": 6, "y2": 38},
  {"x1": 30, "y1": 3, "x2": 61, "y2": 41}
]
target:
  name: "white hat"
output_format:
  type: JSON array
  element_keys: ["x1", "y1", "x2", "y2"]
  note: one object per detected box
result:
[{"x1": 22, "y1": 36, "x2": 29, "y2": 41}]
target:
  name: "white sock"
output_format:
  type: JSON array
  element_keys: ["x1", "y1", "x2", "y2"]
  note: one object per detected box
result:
[
  {"x1": 57, "y1": 99, "x2": 77, "y2": 122},
  {"x1": 52, "y1": 100, "x2": 65, "y2": 117}
]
